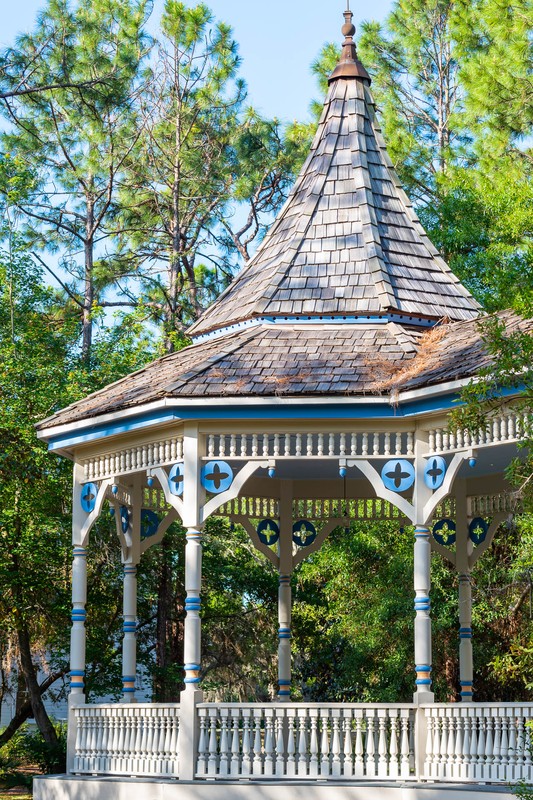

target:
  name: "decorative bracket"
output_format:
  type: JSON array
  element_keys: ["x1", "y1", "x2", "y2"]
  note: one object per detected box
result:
[
  {"x1": 153, "y1": 467, "x2": 185, "y2": 523},
  {"x1": 293, "y1": 520, "x2": 338, "y2": 568},
  {"x1": 236, "y1": 516, "x2": 279, "y2": 568},
  {"x1": 200, "y1": 460, "x2": 269, "y2": 524},
  {"x1": 77, "y1": 478, "x2": 112, "y2": 547},
  {"x1": 468, "y1": 512, "x2": 507, "y2": 570},
  {"x1": 140, "y1": 508, "x2": 180, "y2": 555},
  {"x1": 348, "y1": 459, "x2": 414, "y2": 521},
  {"x1": 422, "y1": 451, "x2": 473, "y2": 524}
]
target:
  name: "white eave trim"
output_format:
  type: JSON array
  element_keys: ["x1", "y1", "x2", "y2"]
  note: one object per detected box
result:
[{"x1": 36, "y1": 375, "x2": 491, "y2": 443}]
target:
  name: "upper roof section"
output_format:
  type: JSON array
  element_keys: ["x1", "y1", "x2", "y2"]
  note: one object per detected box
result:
[{"x1": 189, "y1": 11, "x2": 480, "y2": 340}]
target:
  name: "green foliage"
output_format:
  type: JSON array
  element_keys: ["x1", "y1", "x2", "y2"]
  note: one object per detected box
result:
[{"x1": 0, "y1": 722, "x2": 66, "y2": 777}]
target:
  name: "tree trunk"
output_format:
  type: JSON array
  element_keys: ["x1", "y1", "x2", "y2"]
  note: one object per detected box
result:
[
  {"x1": 82, "y1": 201, "x2": 95, "y2": 362},
  {"x1": 16, "y1": 622, "x2": 58, "y2": 745},
  {"x1": 0, "y1": 670, "x2": 66, "y2": 748}
]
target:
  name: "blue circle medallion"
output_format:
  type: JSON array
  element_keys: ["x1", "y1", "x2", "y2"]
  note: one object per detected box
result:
[
  {"x1": 292, "y1": 520, "x2": 317, "y2": 547},
  {"x1": 168, "y1": 463, "x2": 185, "y2": 496},
  {"x1": 381, "y1": 460, "x2": 415, "y2": 493},
  {"x1": 432, "y1": 518, "x2": 456, "y2": 546},
  {"x1": 257, "y1": 519, "x2": 280, "y2": 546},
  {"x1": 424, "y1": 456, "x2": 447, "y2": 490},
  {"x1": 469, "y1": 517, "x2": 488, "y2": 545},
  {"x1": 141, "y1": 509, "x2": 159, "y2": 539},
  {"x1": 80, "y1": 483, "x2": 98, "y2": 513},
  {"x1": 201, "y1": 461, "x2": 234, "y2": 494}
]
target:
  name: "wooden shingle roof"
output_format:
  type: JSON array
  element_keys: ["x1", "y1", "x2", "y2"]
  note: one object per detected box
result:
[
  {"x1": 36, "y1": 312, "x2": 532, "y2": 431},
  {"x1": 189, "y1": 46, "x2": 479, "y2": 339}
]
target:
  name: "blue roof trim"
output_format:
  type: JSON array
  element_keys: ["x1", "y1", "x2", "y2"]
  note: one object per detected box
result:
[
  {"x1": 192, "y1": 313, "x2": 435, "y2": 343},
  {"x1": 46, "y1": 393, "x2": 457, "y2": 451},
  {"x1": 46, "y1": 385, "x2": 522, "y2": 453}
]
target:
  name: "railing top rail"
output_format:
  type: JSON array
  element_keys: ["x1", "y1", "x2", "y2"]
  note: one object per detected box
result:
[
  {"x1": 197, "y1": 702, "x2": 416, "y2": 709},
  {"x1": 73, "y1": 703, "x2": 181, "y2": 710},
  {"x1": 421, "y1": 702, "x2": 533, "y2": 709}
]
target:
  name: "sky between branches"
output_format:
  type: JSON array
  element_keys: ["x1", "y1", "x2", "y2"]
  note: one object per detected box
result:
[{"x1": 1, "y1": 0, "x2": 393, "y2": 121}]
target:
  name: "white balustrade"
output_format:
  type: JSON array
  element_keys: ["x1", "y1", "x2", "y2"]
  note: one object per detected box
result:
[
  {"x1": 196, "y1": 703, "x2": 415, "y2": 780},
  {"x1": 220, "y1": 497, "x2": 406, "y2": 523},
  {"x1": 468, "y1": 492, "x2": 517, "y2": 518},
  {"x1": 206, "y1": 432, "x2": 415, "y2": 461},
  {"x1": 428, "y1": 408, "x2": 528, "y2": 456},
  {"x1": 423, "y1": 703, "x2": 533, "y2": 783},
  {"x1": 70, "y1": 701, "x2": 533, "y2": 785},
  {"x1": 84, "y1": 437, "x2": 184, "y2": 481},
  {"x1": 73, "y1": 704, "x2": 180, "y2": 777}
]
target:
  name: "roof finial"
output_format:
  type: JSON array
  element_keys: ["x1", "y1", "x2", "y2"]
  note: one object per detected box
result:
[{"x1": 328, "y1": 6, "x2": 371, "y2": 85}]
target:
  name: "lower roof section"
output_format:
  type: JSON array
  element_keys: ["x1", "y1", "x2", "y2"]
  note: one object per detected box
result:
[{"x1": 37, "y1": 309, "x2": 530, "y2": 444}]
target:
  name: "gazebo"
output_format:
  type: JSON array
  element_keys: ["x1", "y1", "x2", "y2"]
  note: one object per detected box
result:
[{"x1": 34, "y1": 9, "x2": 533, "y2": 799}]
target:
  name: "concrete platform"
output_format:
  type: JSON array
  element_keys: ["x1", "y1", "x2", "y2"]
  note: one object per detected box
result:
[{"x1": 33, "y1": 776, "x2": 520, "y2": 800}]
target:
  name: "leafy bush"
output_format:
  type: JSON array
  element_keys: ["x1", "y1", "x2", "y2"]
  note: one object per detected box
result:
[{"x1": 0, "y1": 722, "x2": 67, "y2": 777}]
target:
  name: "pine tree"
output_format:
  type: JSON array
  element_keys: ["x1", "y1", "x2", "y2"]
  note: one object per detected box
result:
[
  {"x1": 0, "y1": 0, "x2": 149, "y2": 362},
  {"x1": 116, "y1": 2, "x2": 245, "y2": 352}
]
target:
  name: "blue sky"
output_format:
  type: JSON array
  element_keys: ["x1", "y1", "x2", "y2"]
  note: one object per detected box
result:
[{"x1": 2, "y1": 0, "x2": 394, "y2": 121}]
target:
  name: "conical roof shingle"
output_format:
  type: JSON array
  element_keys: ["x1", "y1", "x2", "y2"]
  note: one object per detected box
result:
[{"x1": 189, "y1": 35, "x2": 479, "y2": 339}]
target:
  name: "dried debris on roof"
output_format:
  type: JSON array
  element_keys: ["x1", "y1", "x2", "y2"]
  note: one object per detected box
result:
[{"x1": 365, "y1": 323, "x2": 449, "y2": 395}]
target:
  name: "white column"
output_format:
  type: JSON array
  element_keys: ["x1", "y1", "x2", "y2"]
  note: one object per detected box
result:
[
  {"x1": 277, "y1": 481, "x2": 293, "y2": 701},
  {"x1": 70, "y1": 546, "x2": 88, "y2": 702},
  {"x1": 455, "y1": 483, "x2": 474, "y2": 700},
  {"x1": 278, "y1": 574, "x2": 292, "y2": 700},
  {"x1": 178, "y1": 424, "x2": 204, "y2": 782},
  {"x1": 458, "y1": 572, "x2": 474, "y2": 699},
  {"x1": 122, "y1": 564, "x2": 138, "y2": 700},
  {"x1": 414, "y1": 525, "x2": 433, "y2": 697},
  {"x1": 184, "y1": 528, "x2": 203, "y2": 688},
  {"x1": 413, "y1": 434, "x2": 434, "y2": 702}
]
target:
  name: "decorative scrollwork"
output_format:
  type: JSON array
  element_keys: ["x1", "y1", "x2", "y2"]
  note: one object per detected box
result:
[
  {"x1": 201, "y1": 460, "x2": 234, "y2": 494},
  {"x1": 80, "y1": 483, "x2": 98, "y2": 513},
  {"x1": 292, "y1": 520, "x2": 317, "y2": 547},
  {"x1": 257, "y1": 519, "x2": 280, "y2": 546},
  {"x1": 432, "y1": 518, "x2": 456, "y2": 546},
  {"x1": 381, "y1": 460, "x2": 415, "y2": 493}
]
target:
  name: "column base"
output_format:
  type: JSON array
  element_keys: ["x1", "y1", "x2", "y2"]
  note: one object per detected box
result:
[
  {"x1": 179, "y1": 687, "x2": 204, "y2": 781},
  {"x1": 413, "y1": 689, "x2": 434, "y2": 704}
]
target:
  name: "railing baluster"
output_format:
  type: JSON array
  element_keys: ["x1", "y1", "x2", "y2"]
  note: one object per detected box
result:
[
  {"x1": 389, "y1": 709, "x2": 398, "y2": 779},
  {"x1": 365, "y1": 710, "x2": 376, "y2": 778},
  {"x1": 219, "y1": 709, "x2": 230, "y2": 777},
  {"x1": 275, "y1": 708, "x2": 286, "y2": 777},
  {"x1": 252, "y1": 708, "x2": 263, "y2": 776},
  {"x1": 400, "y1": 709, "x2": 410, "y2": 779},
  {"x1": 241, "y1": 709, "x2": 252, "y2": 776},
  {"x1": 230, "y1": 710, "x2": 241, "y2": 777},
  {"x1": 297, "y1": 708, "x2": 309, "y2": 777},
  {"x1": 354, "y1": 709, "x2": 364, "y2": 778},
  {"x1": 286, "y1": 709, "x2": 296, "y2": 777},
  {"x1": 331, "y1": 710, "x2": 341, "y2": 777},
  {"x1": 309, "y1": 709, "x2": 319, "y2": 777},
  {"x1": 320, "y1": 709, "x2": 331, "y2": 776},
  {"x1": 377, "y1": 709, "x2": 388, "y2": 778},
  {"x1": 263, "y1": 710, "x2": 275, "y2": 776},
  {"x1": 343, "y1": 708, "x2": 353, "y2": 778},
  {"x1": 207, "y1": 707, "x2": 219, "y2": 777}
]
